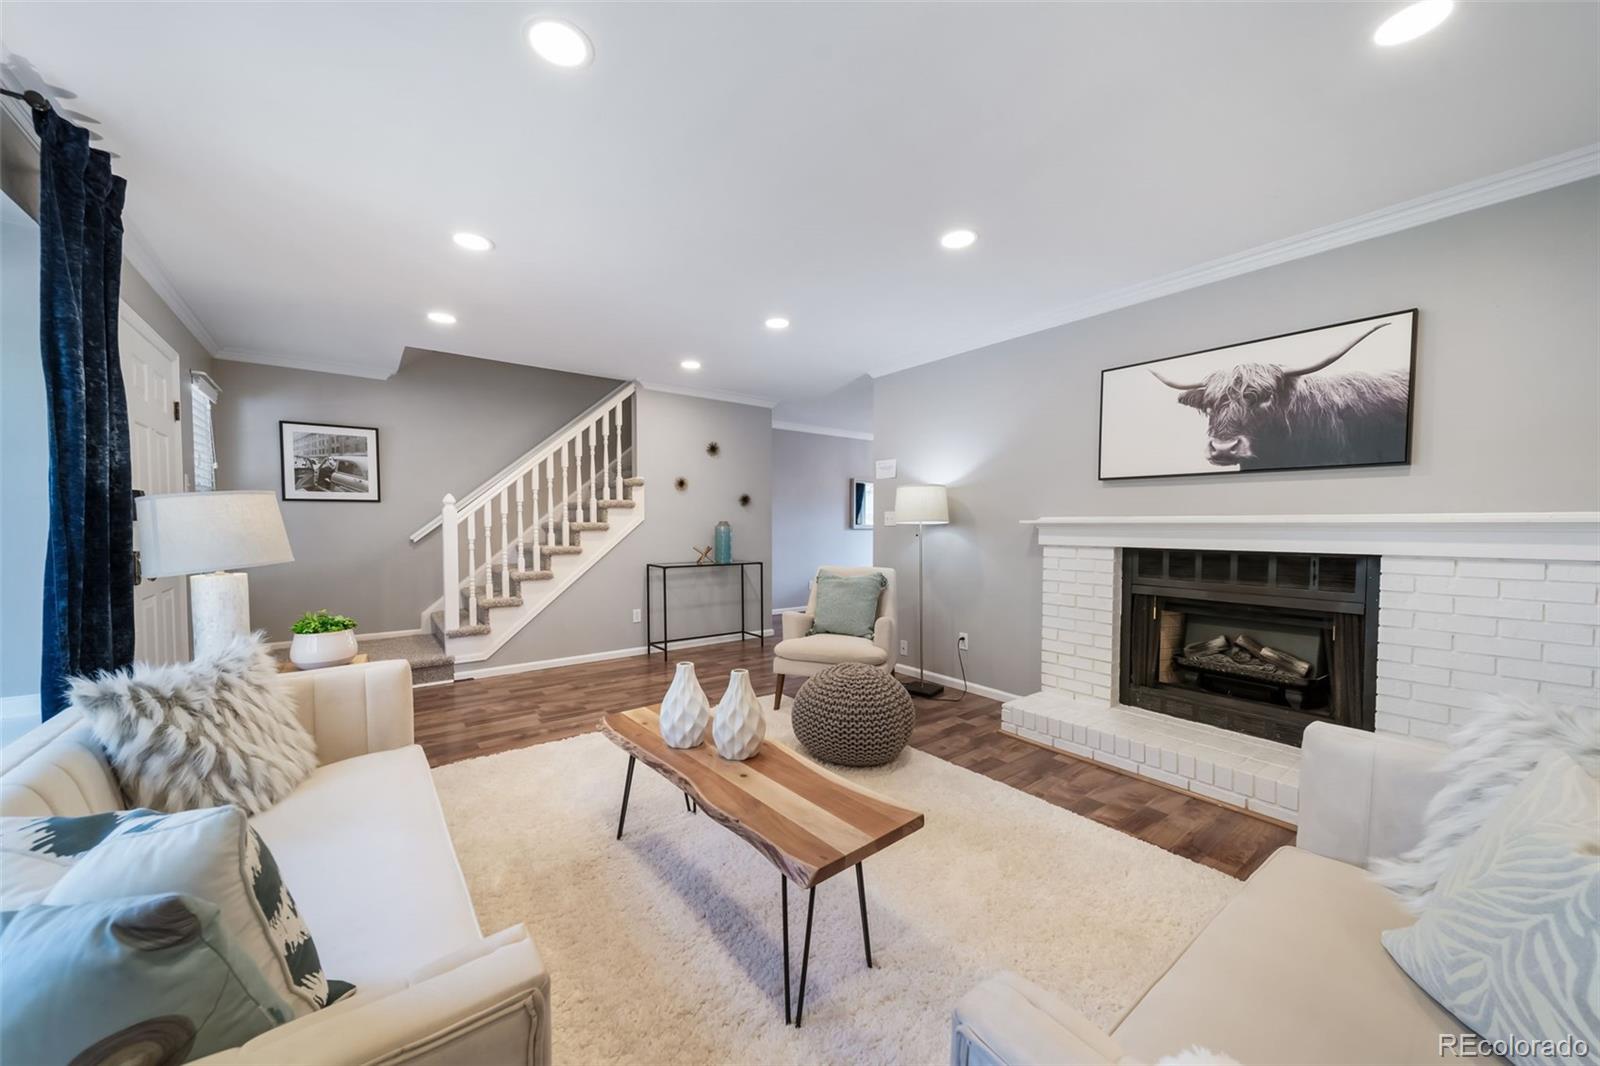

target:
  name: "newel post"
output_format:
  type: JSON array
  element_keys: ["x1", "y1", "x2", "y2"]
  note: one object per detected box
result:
[{"x1": 441, "y1": 493, "x2": 461, "y2": 632}]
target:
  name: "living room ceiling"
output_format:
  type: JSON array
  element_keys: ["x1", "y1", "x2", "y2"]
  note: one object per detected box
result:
[{"x1": 3, "y1": 2, "x2": 1596, "y2": 404}]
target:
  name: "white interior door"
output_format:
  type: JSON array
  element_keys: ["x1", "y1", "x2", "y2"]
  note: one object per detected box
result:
[{"x1": 120, "y1": 304, "x2": 188, "y2": 664}]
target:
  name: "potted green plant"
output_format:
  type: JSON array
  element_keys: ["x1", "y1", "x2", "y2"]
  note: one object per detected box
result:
[{"x1": 289, "y1": 610, "x2": 360, "y2": 669}]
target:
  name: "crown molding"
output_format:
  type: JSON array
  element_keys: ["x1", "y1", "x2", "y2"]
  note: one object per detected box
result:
[
  {"x1": 121, "y1": 222, "x2": 221, "y2": 355},
  {"x1": 639, "y1": 380, "x2": 776, "y2": 408},
  {"x1": 215, "y1": 347, "x2": 397, "y2": 381},
  {"x1": 872, "y1": 143, "x2": 1600, "y2": 379},
  {"x1": 771, "y1": 420, "x2": 874, "y2": 441}
]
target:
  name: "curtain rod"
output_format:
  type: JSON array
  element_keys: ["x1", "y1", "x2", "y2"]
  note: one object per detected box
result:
[{"x1": 0, "y1": 88, "x2": 51, "y2": 112}]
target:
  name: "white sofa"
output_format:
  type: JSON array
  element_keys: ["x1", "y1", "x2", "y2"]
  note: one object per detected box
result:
[
  {"x1": 951, "y1": 721, "x2": 1502, "y2": 1066},
  {"x1": 0, "y1": 660, "x2": 550, "y2": 1066}
]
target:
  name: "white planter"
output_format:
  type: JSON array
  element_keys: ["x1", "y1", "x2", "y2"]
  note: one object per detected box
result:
[
  {"x1": 289, "y1": 629, "x2": 359, "y2": 670},
  {"x1": 712, "y1": 668, "x2": 766, "y2": 761},
  {"x1": 659, "y1": 661, "x2": 711, "y2": 748}
]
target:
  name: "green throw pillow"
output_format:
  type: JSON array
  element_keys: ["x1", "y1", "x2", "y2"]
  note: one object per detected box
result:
[
  {"x1": 36, "y1": 806, "x2": 346, "y2": 1017},
  {"x1": 0, "y1": 893, "x2": 289, "y2": 1064},
  {"x1": 810, "y1": 572, "x2": 887, "y2": 639}
]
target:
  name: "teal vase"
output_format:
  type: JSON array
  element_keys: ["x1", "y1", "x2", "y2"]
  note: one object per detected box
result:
[{"x1": 714, "y1": 521, "x2": 733, "y2": 564}]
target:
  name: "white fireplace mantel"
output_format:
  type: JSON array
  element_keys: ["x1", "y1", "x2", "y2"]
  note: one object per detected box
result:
[{"x1": 1022, "y1": 512, "x2": 1600, "y2": 561}]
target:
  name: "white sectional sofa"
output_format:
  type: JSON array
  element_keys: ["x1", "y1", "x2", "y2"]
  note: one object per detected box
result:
[
  {"x1": 0, "y1": 659, "x2": 550, "y2": 1066},
  {"x1": 951, "y1": 721, "x2": 1502, "y2": 1066}
]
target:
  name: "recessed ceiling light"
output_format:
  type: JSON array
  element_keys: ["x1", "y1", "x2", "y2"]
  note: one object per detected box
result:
[
  {"x1": 940, "y1": 228, "x2": 977, "y2": 250},
  {"x1": 427, "y1": 310, "x2": 457, "y2": 325},
  {"x1": 679, "y1": 358, "x2": 702, "y2": 371},
  {"x1": 1373, "y1": 0, "x2": 1453, "y2": 46},
  {"x1": 452, "y1": 232, "x2": 494, "y2": 252},
  {"x1": 764, "y1": 317, "x2": 790, "y2": 331},
  {"x1": 526, "y1": 19, "x2": 593, "y2": 68}
]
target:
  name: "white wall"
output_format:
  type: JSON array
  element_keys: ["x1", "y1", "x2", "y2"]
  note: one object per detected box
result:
[
  {"x1": 771, "y1": 429, "x2": 874, "y2": 609},
  {"x1": 873, "y1": 180, "x2": 1600, "y2": 697}
]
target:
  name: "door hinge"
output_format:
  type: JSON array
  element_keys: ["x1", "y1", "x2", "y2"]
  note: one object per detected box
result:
[{"x1": 173, "y1": 400, "x2": 181, "y2": 422}]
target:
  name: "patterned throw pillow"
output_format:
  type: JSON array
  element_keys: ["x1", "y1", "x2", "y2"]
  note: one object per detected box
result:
[
  {"x1": 0, "y1": 894, "x2": 289, "y2": 1063},
  {"x1": 1382, "y1": 751, "x2": 1600, "y2": 1066},
  {"x1": 34, "y1": 806, "x2": 348, "y2": 1017},
  {"x1": 810, "y1": 572, "x2": 887, "y2": 639},
  {"x1": 69, "y1": 633, "x2": 317, "y2": 815}
]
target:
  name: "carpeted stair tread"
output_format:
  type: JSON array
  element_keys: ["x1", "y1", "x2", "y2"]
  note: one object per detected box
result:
[
  {"x1": 467, "y1": 592, "x2": 523, "y2": 609},
  {"x1": 622, "y1": 477, "x2": 645, "y2": 486},
  {"x1": 359, "y1": 633, "x2": 455, "y2": 686},
  {"x1": 571, "y1": 521, "x2": 610, "y2": 531},
  {"x1": 543, "y1": 544, "x2": 583, "y2": 555},
  {"x1": 511, "y1": 569, "x2": 554, "y2": 581},
  {"x1": 597, "y1": 499, "x2": 637, "y2": 509}
]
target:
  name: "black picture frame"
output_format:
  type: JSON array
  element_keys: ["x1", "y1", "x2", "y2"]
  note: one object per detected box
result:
[
  {"x1": 279, "y1": 420, "x2": 382, "y2": 502},
  {"x1": 1097, "y1": 309, "x2": 1418, "y2": 481}
]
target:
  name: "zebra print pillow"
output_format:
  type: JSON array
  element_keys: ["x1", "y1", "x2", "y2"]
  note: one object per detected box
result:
[{"x1": 1381, "y1": 751, "x2": 1599, "y2": 1066}]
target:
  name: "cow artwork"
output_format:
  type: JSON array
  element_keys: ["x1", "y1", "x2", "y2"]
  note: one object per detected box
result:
[{"x1": 1098, "y1": 310, "x2": 1416, "y2": 480}]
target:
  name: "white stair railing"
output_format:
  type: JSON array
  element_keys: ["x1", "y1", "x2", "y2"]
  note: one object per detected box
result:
[{"x1": 433, "y1": 384, "x2": 637, "y2": 634}]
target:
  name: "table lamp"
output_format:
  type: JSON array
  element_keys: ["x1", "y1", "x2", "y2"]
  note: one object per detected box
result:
[
  {"x1": 135, "y1": 491, "x2": 294, "y2": 658},
  {"x1": 894, "y1": 484, "x2": 949, "y2": 698}
]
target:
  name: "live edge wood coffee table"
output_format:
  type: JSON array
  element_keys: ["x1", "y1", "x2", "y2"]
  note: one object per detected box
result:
[{"x1": 601, "y1": 705, "x2": 924, "y2": 1027}]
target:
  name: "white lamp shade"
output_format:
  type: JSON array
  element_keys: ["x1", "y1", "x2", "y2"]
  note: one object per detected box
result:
[
  {"x1": 136, "y1": 491, "x2": 294, "y2": 577},
  {"x1": 894, "y1": 484, "x2": 949, "y2": 525}
]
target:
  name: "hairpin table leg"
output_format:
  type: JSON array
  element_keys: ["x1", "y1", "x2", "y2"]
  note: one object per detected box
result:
[{"x1": 615, "y1": 755, "x2": 636, "y2": 840}]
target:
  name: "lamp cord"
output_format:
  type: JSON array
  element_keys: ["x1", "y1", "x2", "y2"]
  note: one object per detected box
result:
[{"x1": 930, "y1": 640, "x2": 970, "y2": 702}]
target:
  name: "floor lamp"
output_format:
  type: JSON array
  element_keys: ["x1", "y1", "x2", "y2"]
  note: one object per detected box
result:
[{"x1": 895, "y1": 484, "x2": 948, "y2": 698}]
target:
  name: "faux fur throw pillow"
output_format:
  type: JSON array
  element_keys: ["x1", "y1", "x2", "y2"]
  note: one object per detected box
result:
[
  {"x1": 70, "y1": 635, "x2": 317, "y2": 815},
  {"x1": 1370, "y1": 697, "x2": 1599, "y2": 912}
]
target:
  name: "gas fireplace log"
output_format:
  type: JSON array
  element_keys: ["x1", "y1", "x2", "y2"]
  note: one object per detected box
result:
[
  {"x1": 1182, "y1": 635, "x2": 1229, "y2": 657},
  {"x1": 1233, "y1": 635, "x2": 1312, "y2": 677}
]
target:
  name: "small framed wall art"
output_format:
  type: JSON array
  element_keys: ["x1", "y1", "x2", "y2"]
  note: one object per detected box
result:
[{"x1": 280, "y1": 421, "x2": 381, "y2": 502}]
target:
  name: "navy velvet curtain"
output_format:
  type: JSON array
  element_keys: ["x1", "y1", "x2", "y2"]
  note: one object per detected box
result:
[{"x1": 36, "y1": 109, "x2": 135, "y2": 720}]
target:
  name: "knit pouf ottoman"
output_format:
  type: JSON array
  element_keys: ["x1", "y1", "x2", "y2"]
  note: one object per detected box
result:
[{"x1": 790, "y1": 663, "x2": 915, "y2": 767}]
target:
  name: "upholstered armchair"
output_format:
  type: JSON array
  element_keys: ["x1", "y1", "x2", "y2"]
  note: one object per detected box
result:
[{"x1": 772, "y1": 565, "x2": 898, "y2": 708}]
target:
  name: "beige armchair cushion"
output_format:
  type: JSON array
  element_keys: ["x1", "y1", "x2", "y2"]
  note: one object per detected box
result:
[{"x1": 773, "y1": 634, "x2": 890, "y2": 666}]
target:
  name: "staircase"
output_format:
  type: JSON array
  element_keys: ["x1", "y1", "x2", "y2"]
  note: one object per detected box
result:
[{"x1": 406, "y1": 382, "x2": 645, "y2": 680}]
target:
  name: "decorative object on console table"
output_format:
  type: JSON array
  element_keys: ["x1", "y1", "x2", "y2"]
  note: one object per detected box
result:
[
  {"x1": 894, "y1": 485, "x2": 949, "y2": 698},
  {"x1": 714, "y1": 520, "x2": 733, "y2": 564},
  {"x1": 693, "y1": 545, "x2": 714, "y2": 565},
  {"x1": 288, "y1": 610, "x2": 359, "y2": 670},
  {"x1": 659, "y1": 661, "x2": 711, "y2": 748},
  {"x1": 135, "y1": 491, "x2": 294, "y2": 658},
  {"x1": 279, "y1": 420, "x2": 380, "y2": 502},
  {"x1": 712, "y1": 668, "x2": 765, "y2": 760},
  {"x1": 1099, "y1": 309, "x2": 1416, "y2": 480}
]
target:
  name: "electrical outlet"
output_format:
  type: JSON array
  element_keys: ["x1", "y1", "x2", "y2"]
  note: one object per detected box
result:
[
  {"x1": 632, "y1": 608, "x2": 642, "y2": 624},
  {"x1": 899, "y1": 639, "x2": 909, "y2": 655},
  {"x1": 957, "y1": 632, "x2": 970, "y2": 651}
]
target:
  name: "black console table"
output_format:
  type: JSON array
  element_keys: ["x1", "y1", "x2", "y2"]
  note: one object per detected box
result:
[{"x1": 645, "y1": 561, "x2": 766, "y2": 662}]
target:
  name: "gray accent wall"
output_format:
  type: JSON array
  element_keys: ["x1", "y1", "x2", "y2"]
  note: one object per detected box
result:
[
  {"x1": 872, "y1": 179, "x2": 1600, "y2": 699},
  {"x1": 483, "y1": 387, "x2": 773, "y2": 669},
  {"x1": 771, "y1": 429, "x2": 873, "y2": 610},
  {"x1": 213, "y1": 350, "x2": 621, "y2": 639}
]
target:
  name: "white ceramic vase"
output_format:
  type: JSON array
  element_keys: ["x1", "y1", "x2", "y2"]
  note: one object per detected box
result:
[
  {"x1": 289, "y1": 629, "x2": 358, "y2": 670},
  {"x1": 659, "y1": 661, "x2": 711, "y2": 748},
  {"x1": 712, "y1": 668, "x2": 766, "y2": 761}
]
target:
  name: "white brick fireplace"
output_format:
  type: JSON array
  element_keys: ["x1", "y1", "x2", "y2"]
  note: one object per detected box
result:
[{"x1": 1005, "y1": 513, "x2": 1600, "y2": 826}]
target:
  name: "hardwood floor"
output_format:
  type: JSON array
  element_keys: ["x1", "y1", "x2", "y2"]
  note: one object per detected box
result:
[{"x1": 414, "y1": 638, "x2": 1293, "y2": 879}]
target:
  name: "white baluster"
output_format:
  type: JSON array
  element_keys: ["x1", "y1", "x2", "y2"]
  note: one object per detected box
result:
[
  {"x1": 618, "y1": 397, "x2": 629, "y2": 489},
  {"x1": 465, "y1": 519, "x2": 477, "y2": 627},
  {"x1": 482, "y1": 505, "x2": 492, "y2": 604},
  {"x1": 575, "y1": 429, "x2": 586, "y2": 527},
  {"x1": 499, "y1": 486, "x2": 511, "y2": 598},
  {"x1": 441, "y1": 494, "x2": 460, "y2": 633},
  {"x1": 531, "y1": 466, "x2": 541, "y2": 572},
  {"x1": 602, "y1": 407, "x2": 612, "y2": 502},
  {"x1": 560, "y1": 441, "x2": 571, "y2": 545},
  {"x1": 585, "y1": 424, "x2": 595, "y2": 523},
  {"x1": 514, "y1": 477, "x2": 526, "y2": 582},
  {"x1": 545, "y1": 455, "x2": 556, "y2": 555}
]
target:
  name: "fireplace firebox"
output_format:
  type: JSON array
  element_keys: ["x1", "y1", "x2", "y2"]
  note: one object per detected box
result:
[{"x1": 1119, "y1": 549, "x2": 1379, "y2": 745}]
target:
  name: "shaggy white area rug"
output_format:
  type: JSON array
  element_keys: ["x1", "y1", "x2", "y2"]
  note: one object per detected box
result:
[{"x1": 432, "y1": 701, "x2": 1241, "y2": 1064}]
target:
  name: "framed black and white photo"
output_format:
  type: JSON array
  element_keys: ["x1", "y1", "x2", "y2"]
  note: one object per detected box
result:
[
  {"x1": 279, "y1": 421, "x2": 381, "y2": 502},
  {"x1": 1099, "y1": 309, "x2": 1417, "y2": 481}
]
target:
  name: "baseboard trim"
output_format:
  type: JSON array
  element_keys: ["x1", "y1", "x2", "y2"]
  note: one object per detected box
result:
[
  {"x1": 893, "y1": 664, "x2": 1020, "y2": 704},
  {"x1": 456, "y1": 629, "x2": 776, "y2": 681}
]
